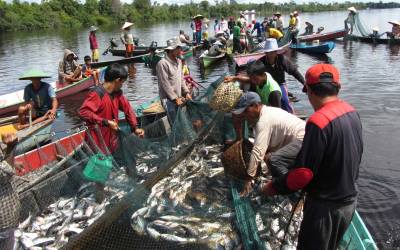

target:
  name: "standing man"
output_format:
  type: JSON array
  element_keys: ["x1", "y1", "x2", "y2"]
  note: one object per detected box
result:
[
  {"x1": 120, "y1": 22, "x2": 135, "y2": 58},
  {"x1": 156, "y1": 39, "x2": 191, "y2": 125},
  {"x1": 261, "y1": 64, "x2": 363, "y2": 250},
  {"x1": 262, "y1": 38, "x2": 305, "y2": 113},
  {"x1": 220, "y1": 17, "x2": 229, "y2": 34},
  {"x1": 58, "y1": 49, "x2": 82, "y2": 84},
  {"x1": 388, "y1": 21, "x2": 400, "y2": 38},
  {"x1": 194, "y1": 15, "x2": 203, "y2": 45},
  {"x1": 18, "y1": 69, "x2": 58, "y2": 129},
  {"x1": 274, "y1": 12, "x2": 284, "y2": 32},
  {"x1": 232, "y1": 22, "x2": 243, "y2": 54},
  {"x1": 0, "y1": 133, "x2": 21, "y2": 250},
  {"x1": 344, "y1": 7, "x2": 357, "y2": 35},
  {"x1": 89, "y1": 26, "x2": 99, "y2": 62},
  {"x1": 228, "y1": 16, "x2": 235, "y2": 34},
  {"x1": 251, "y1": 20, "x2": 263, "y2": 39}
]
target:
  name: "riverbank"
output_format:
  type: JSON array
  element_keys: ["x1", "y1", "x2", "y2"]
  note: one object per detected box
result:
[{"x1": 1, "y1": 0, "x2": 399, "y2": 32}]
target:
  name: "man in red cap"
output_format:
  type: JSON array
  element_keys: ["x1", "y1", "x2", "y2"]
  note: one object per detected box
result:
[{"x1": 261, "y1": 64, "x2": 363, "y2": 250}]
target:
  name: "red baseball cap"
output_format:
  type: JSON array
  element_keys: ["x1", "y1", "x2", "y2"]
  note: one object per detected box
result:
[{"x1": 303, "y1": 64, "x2": 340, "y2": 92}]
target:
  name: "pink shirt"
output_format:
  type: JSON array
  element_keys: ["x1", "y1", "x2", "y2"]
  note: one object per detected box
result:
[{"x1": 89, "y1": 33, "x2": 98, "y2": 50}]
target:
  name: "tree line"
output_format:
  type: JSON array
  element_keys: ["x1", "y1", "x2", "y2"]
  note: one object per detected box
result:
[{"x1": 0, "y1": 0, "x2": 399, "y2": 32}]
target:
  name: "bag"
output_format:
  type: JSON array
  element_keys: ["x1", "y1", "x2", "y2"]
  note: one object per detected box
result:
[{"x1": 83, "y1": 153, "x2": 113, "y2": 183}]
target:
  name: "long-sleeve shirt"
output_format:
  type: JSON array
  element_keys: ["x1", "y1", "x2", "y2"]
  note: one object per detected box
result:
[
  {"x1": 89, "y1": 33, "x2": 98, "y2": 50},
  {"x1": 156, "y1": 56, "x2": 189, "y2": 101},
  {"x1": 247, "y1": 105, "x2": 305, "y2": 177},
  {"x1": 272, "y1": 99, "x2": 363, "y2": 204},
  {"x1": 252, "y1": 22, "x2": 262, "y2": 37},
  {"x1": 79, "y1": 86, "x2": 138, "y2": 153},
  {"x1": 262, "y1": 54, "x2": 305, "y2": 85},
  {"x1": 220, "y1": 20, "x2": 229, "y2": 32}
]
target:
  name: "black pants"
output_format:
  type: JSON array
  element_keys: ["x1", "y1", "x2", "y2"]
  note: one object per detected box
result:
[
  {"x1": 268, "y1": 139, "x2": 302, "y2": 178},
  {"x1": 297, "y1": 197, "x2": 356, "y2": 250},
  {"x1": 233, "y1": 37, "x2": 243, "y2": 54}
]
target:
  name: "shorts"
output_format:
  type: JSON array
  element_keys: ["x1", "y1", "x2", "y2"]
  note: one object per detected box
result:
[
  {"x1": 92, "y1": 49, "x2": 99, "y2": 61},
  {"x1": 125, "y1": 44, "x2": 135, "y2": 53}
]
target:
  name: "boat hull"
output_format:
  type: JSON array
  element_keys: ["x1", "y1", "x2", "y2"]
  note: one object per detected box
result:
[
  {"x1": 346, "y1": 35, "x2": 400, "y2": 45},
  {"x1": 291, "y1": 41, "x2": 335, "y2": 54},
  {"x1": 200, "y1": 51, "x2": 226, "y2": 68},
  {"x1": 298, "y1": 29, "x2": 349, "y2": 42}
]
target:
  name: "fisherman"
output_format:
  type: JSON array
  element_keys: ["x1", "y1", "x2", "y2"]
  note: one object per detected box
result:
[
  {"x1": 120, "y1": 22, "x2": 135, "y2": 58},
  {"x1": 220, "y1": 17, "x2": 229, "y2": 34},
  {"x1": 274, "y1": 12, "x2": 284, "y2": 32},
  {"x1": 388, "y1": 21, "x2": 400, "y2": 38},
  {"x1": 202, "y1": 18, "x2": 210, "y2": 41},
  {"x1": 251, "y1": 20, "x2": 263, "y2": 39},
  {"x1": 89, "y1": 26, "x2": 99, "y2": 62},
  {"x1": 303, "y1": 21, "x2": 314, "y2": 35},
  {"x1": 344, "y1": 7, "x2": 357, "y2": 35},
  {"x1": 294, "y1": 11, "x2": 301, "y2": 31},
  {"x1": 225, "y1": 61, "x2": 282, "y2": 108},
  {"x1": 190, "y1": 18, "x2": 196, "y2": 41},
  {"x1": 262, "y1": 38, "x2": 305, "y2": 113},
  {"x1": 232, "y1": 22, "x2": 243, "y2": 54},
  {"x1": 262, "y1": 17, "x2": 269, "y2": 34},
  {"x1": 288, "y1": 13, "x2": 296, "y2": 29},
  {"x1": 18, "y1": 69, "x2": 58, "y2": 129},
  {"x1": 238, "y1": 12, "x2": 247, "y2": 29},
  {"x1": 227, "y1": 16, "x2": 235, "y2": 34},
  {"x1": 214, "y1": 19, "x2": 220, "y2": 33},
  {"x1": 82, "y1": 55, "x2": 100, "y2": 85},
  {"x1": 179, "y1": 30, "x2": 192, "y2": 45},
  {"x1": 156, "y1": 38, "x2": 191, "y2": 125},
  {"x1": 0, "y1": 132, "x2": 21, "y2": 250},
  {"x1": 58, "y1": 49, "x2": 82, "y2": 84},
  {"x1": 261, "y1": 64, "x2": 363, "y2": 250},
  {"x1": 194, "y1": 15, "x2": 203, "y2": 45},
  {"x1": 229, "y1": 92, "x2": 305, "y2": 196},
  {"x1": 208, "y1": 40, "x2": 225, "y2": 57},
  {"x1": 266, "y1": 25, "x2": 284, "y2": 40}
]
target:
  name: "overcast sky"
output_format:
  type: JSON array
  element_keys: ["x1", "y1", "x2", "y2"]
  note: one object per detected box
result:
[{"x1": 5, "y1": 0, "x2": 400, "y2": 4}]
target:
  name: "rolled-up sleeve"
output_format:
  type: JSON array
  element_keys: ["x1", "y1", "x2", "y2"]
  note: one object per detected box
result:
[{"x1": 156, "y1": 61, "x2": 179, "y2": 101}]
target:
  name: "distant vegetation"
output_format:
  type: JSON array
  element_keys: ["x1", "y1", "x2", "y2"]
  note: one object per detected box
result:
[{"x1": 0, "y1": 0, "x2": 399, "y2": 32}]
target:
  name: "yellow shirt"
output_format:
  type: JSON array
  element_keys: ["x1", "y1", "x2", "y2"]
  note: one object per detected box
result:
[
  {"x1": 269, "y1": 28, "x2": 283, "y2": 39},
  {"x1": 289, "y1": 17, "x2": 296, "y2": 27}
]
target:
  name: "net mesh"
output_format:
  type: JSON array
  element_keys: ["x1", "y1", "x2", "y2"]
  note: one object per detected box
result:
[{"x1": 354, "y1": 13, "x2": 371, "y2": 37}]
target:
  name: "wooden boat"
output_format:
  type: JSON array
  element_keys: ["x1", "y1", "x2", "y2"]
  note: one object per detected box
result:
[
  {"x1": 291, "y1": 41, "x2": 335, "y2": 54},
  {"x1": 233, "y1": 42, "x2": 291, "y2": 67},
  {"x1": 109, "y1": 46, "x2": 162, "y2": 57},
  {"x1": 346, "y1": 34, "x2": 400, "y2": 45},
  {"x1": 91, "y1": 54, "x2": 146, "y2": 68},
  {"x1": 297, "y1": 29, "x2": 349, "y2": 42},
  {"x1": 340, "y1": 211, "x2": 378, "y2": 249},
  {"x1": 0, "y1": 72, "x2": 103, "y2": 117},
  {"x1": 0, "y1": 119, "x2": 53, "y2": 154},
  {"x1": 200, "y1": 51, "x2": 226, "y2": 68}
]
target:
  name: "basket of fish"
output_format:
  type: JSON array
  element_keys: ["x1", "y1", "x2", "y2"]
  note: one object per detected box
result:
[
  {"x1": 209, "y1": 81, "x2": 243, "y2": 112},
  {"x1": 221, "y1": 139, "x2": 253, "y2": 180}
]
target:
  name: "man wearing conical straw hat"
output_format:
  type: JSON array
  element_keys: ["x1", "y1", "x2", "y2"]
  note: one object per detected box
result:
[
  {"x1": 120, "y1": 22, "x2": 135, "y2": 58},
  {"x1": 89, "y1": 26, "x2": 100, "y2": 62},
  {"x1": 18, "y1": 69, "x2": 58, "y2": 129},
  {"x1": 388, "y1": 21, "x2": 400, "y2": 38},
  {"x1": 344, "y1": 7, "x2": 357, "y2": 34}
]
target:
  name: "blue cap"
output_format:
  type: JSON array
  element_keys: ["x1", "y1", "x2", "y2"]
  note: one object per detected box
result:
[{"x1": 232, "y1": 92, "x2": 261, "y2": 115}]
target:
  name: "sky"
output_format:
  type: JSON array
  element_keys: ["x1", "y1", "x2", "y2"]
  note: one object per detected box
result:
[{"x1": 5, "y1": 0, "x2": 400, "y2": 4}]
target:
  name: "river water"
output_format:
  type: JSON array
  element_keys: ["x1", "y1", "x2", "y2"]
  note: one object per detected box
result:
[{"x1": 0, "y1": 8, "x2": 399, "y2": 249}]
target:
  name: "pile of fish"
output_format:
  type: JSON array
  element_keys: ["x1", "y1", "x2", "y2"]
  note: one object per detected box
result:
[
  {"x1": 14, "y1": 172, "x2": 132, "y2": 249},
  {"x1": 130, "y1": 144, "x2": 243, "y2": 249}
]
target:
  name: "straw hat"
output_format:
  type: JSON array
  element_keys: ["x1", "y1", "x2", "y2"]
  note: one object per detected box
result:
[
  {"x1": 90, "y1": 26, "x2": 98, "y2": 32},
  {"x1": 262, "y1": 38, "x2": 284, "y2": 53},
  {"x1": 388, "y1": 21, "x2": 400, "y2": 26},
  {"x1": 193, "y1": 14, "x2": 204, "y2": 19},
  {"x1": 293, "y1": 11, "x2": 299, "y2": 15},
  {"x1": 203, "y1": 18, "x2": 210, "y2": 24},
  {"x1": 164, "y1": 38, "x2": 184, "y2": 50},
  {"x1": 121, "y1": 22, "x2": 134, "y2": 30},
  {"x1": 274, "y1": 12, "x2": 281, "y2": 16},
  {"x1": 372, "y1": 27, "x2": 379, "y2": 32},
  {"x1": 19, "y1": 69, "x2": 51, "y2": 80},
  {"x1": 348, "y1": 7, "x2": 357, "y2": 13}
]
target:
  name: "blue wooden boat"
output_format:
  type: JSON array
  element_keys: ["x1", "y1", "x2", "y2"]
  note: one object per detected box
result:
[{"x1": 291, "y1": 41, "x2": 335, "y2": 54}]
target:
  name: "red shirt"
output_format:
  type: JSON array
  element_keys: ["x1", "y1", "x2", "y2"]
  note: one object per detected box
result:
[
  {"x1": 195, "y1": 20, "x2": 202, "y2": 32},
  {"x1": 79, "y1": 87, "x2": 138, "y2": 153},
  {"x1": 89, "y1": 33, "x2": 98, "y2": 50}
]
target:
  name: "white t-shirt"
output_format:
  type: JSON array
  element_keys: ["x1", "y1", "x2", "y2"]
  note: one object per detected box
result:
[
  {"x1": 247, "y1": 105, "x2": 306, "y2": 177},
  {"x1": 295, "y1": 16, "x2": 301, "y2": 30}
]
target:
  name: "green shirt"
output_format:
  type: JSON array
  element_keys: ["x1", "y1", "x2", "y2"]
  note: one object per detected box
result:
[
  {"x1": 256, "y1": 73, "x2": 282, "y2": 105},
  {"x1": 233, "y1": 25, "x2": 241, "y2": 39}
]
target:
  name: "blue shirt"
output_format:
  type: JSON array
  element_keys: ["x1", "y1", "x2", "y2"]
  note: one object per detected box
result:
[
  {"x1": 23, "y1": 81, "x2": 55, "y2": 116},
  {"x1": 252, "y1": 22, "x2": 262, "y2": 37}
]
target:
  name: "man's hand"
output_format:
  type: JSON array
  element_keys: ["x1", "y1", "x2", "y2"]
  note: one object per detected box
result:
[
  {"x1": 240, "y1": 179, "x2": 254, "y2": 197},
  {"x1": 259, "y1": 181, "x2": 277, "y2": 196},
  {"x1": 175, "y1": 97, "x2": 184, "y2": 106},
  {"x1": 107, "y1": 120, "x2": 119, "y2": 131},
  {"x1": 185, "y1": 93, "x2": 192, "y2": 101},
  {"x1": 224, "y1": 76, "x2": 236, "y2": 82},
  {"x1": 1, "y1": 133, "x2": 17, "y2": 146},
  {"x1": 25, "y1": 103, "x2": 32, "y2": 111},
  {"x1": 45, "y1": 109, "x2": 57, "y2": 120},
  {"x1": 134, "y1": 128, "x2": 145, "y2": 138}
]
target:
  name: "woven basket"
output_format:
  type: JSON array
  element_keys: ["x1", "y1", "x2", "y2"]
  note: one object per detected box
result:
[
  {"x1": 221, "y1": 139, "x2": 254, "y2": 180},
  {"x1": 209, "y1": 81, "x2": 243, "y2": 112},
  {"x1": 143, "y1": 101, "x2": 165, "y2": 114}
]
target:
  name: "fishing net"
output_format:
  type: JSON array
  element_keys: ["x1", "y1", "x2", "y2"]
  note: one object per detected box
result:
[{"x1": 354, "y1": 14, "x2": 371, "y2": 37}]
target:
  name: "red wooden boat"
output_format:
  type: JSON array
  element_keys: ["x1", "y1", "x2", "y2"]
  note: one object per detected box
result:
[
  {"x1": 233, "y1": 42, "x2": 291, "y2": 67},
  {"x1": 297, "y1": 29, "x2": 349, "y2": 42}
]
